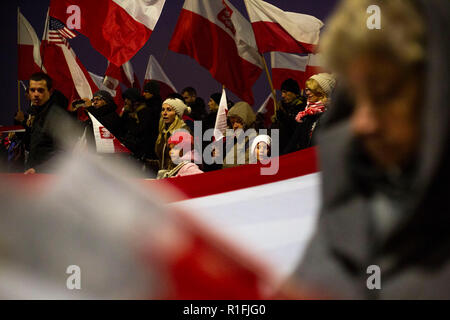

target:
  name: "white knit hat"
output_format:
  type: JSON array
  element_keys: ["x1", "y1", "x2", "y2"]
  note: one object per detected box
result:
[
  {"x1": 162, "y1": 98, "x2": 191, "y2": 119},
  {"x1": 310, "y1": 73, "x2": 336, "y2": 97}
]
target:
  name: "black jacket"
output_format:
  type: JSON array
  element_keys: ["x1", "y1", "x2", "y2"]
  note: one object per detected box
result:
[{"x1": 27, "y1": 93, "x2": 70, "y2": 171}]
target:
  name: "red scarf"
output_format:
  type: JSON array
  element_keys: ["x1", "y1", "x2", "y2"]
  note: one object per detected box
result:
[{"x1": 295, "y1": 101, "x2": 326, "y2": 123}]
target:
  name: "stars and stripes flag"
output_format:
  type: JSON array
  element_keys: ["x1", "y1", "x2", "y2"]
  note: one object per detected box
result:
[
  {"x1": 41, "y1": 11, "x2": 98, "y2": 108},
  {"x1": 48, "y1": 17, "x2": 77, "y2": 45}
]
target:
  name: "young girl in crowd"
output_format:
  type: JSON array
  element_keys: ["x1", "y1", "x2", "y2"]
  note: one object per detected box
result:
[
  {"x1": 156, "y1": 130, "x2": 203, "y2": 179},
  {"x1": 250, "y1": 135, "x2": 272, "y2": 164}
]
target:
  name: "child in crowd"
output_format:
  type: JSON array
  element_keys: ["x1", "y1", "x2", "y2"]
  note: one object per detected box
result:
[
  {"x1": 250, "y1": 135, "x2": 272, "y2": 164},
  {"x1": 156, "y1": 130, "x2": 203, "y2": 179}
]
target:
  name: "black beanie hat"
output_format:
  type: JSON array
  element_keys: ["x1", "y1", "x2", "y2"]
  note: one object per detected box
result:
[
  {"x1": 122, "y1": 88, "x2": 144, "y2": 103},
  {"x1": 210, "y1": 92, "x2": 221, "y2": 105},
  {"x1": 143, "y1": 80, "x2": 160, "y2": 96},
  {"x1": 281, "y1": 78, "x2": 300, "y2": 95},
  {"x1": 93, "y1": 90, "x2": 114, "y2": 105}
]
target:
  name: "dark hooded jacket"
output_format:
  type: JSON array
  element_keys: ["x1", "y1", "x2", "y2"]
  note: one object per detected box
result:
[
  {"x1": 27, "y1": 91, "x2": 70, "y2": 172},
  {"x1": 292, "y1": 0, "x2": 450, "y2": 299}
]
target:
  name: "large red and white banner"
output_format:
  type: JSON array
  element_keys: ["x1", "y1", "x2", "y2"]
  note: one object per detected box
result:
[
  {"x1": 49, "y1": 0, "x2": 166, "y2": 67},
  {"x1": 18, "y1": 11, "x2": 45, "y2": 80},
  {"x1": 144, "y1": 55, "x2": 177, "y2": 100},
  {"x1": 245, "y1": 0, "x2": 323, "y2": 54},
  {"x1": 271, "y1": 52, "x2": 323, "y2": 90},
  {"x1": 41, "y1": 13, "x2": 98, "y2": 106},
  {"x1": 169, "y1": 0, "x2": 263, "y2": 105}
]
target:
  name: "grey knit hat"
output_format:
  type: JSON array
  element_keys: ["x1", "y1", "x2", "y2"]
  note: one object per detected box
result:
[
  {"x1": 162, "y1": 98, "x2": 191, "y2": 118},
  {"x1": 310, "y1": 73, "x2": 336, "y2": 97}
]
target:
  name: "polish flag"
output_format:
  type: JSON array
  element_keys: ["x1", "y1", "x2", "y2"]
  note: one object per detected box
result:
[
  {"x1": 49, "y1": 0, "x2": 166, "y2": 67},
  {"x1": 18, "y1": 10, "x2": 45, "y2": 80},
  {"x1": 104, "y1": 61, "x2": 141, "y2": 90},
  {"x1": 245, "y1": 0, "x2": 323, "y2": 54},
  {"x1": 257, "y1": 94, "x2": 275, "y2": 129},
  {"x1": 213, "y1": 88, "x2": 228, "y2": 141},
  {"x1": 271, "y1": 52, "x2": 323, "y2": 90},
  {"x1": 41, "y1": 13, "x2": 98, "y2": 108},
  {"x1": 87, "y1": 112, "x2": 130, "y2": 154},
  {"x1": 144, "y1": 55, "x2": 177, "y2": 100},
  {"x1": 169, "y1": 0, "x2": 263, "y2": 105}
]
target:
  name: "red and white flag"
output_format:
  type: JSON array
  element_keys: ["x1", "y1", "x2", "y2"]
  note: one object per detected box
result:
[
  {"x1": 87, "y1": 112, "x2": 130, "y2": 154},
  {"x1": 169, "y1": 0, "x2": 263, "y2": 105},
  {"x1": 41, "y1": 12, "x2": 98, "y2": 107},
  {"x1": 213, "y1": 88, "x2": 228, "y2": 141},
  {"x1": 144, "y1": 55, "x2": 177, "y2": 100},
  {"x1": 104, "y1": 60, "x2": 141, "y2": 90},
  {"x1": 245, "y1": 0, "x2": 323, "y2": 54},
  {"x1": 49, "y1": 0, "x2": 166, "y2": 67},
  {"x1": 271, "y1": 52, "x2": 323, "y2": 90},
  {"x1": 18, "y1": 10, "x2": 45, "y2": 80},
  {"x1": 89, "y1": 72, "x2": 124, "y2": 114},
  {"x1": 257, "y1": 94, "x2": 275, "y2": 128}
]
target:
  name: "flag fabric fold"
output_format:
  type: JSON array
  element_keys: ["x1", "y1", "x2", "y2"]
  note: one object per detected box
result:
[
  {"x1": 169, "y1": 0, "x2": 263, "y2": 105},
  {"x1": 49, "y1": 0, "x2": 166, "y2": 67},
  {"x1": 18, "y1": 10, "x2": 45, "y2": 80},
  {"x1": 245, "y1": 0, "x2": 323, "y2": 54},
  {"x1": 144, "y1": 55, "x2": 177, "y2": 100},
  {"x1": 213, "y1": 88, "x2": 228, "y2": 141},
  {"x1": 87, "y1": 112, "x2": 130, "y2": 154},
  {"x1": 41, "y1": 13, "x2": 98, "y2": 106},
  {"x1": 104, "y1": 60, "x2": 141, "y2": 90},
  {"x1": 271, "y1": 52, "x2": 323, "y2": 90}
]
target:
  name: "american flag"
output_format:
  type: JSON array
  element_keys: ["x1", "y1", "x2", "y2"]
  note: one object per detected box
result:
[{"x1": 48, "y1": 17, "x2": 76, "y2": 45}]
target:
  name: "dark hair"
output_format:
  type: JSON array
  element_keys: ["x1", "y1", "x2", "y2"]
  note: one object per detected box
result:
[
  {"x1": 29, "y1": 72, "x2": 53, "y2": 91},
  {"x1": 181, "y1": 87, "x2": 197, "y2": 96}
]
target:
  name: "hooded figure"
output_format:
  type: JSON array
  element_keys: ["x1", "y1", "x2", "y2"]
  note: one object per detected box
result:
[
  {"x1": 290, "y1": 0, "x2": 450, "y2": 299},
  {"x1": 223, "y1": 102, "x2": 257, "y2": 169}
]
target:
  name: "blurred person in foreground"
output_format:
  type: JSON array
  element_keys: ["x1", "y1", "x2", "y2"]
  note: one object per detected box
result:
[{"x1": 290, "y1": 0, "x2": 450, "y2": 299}]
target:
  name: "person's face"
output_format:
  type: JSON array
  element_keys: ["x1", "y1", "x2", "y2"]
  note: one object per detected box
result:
[
  {"x1": 162, "y1": 103, "x2": 177, "y2": 125},
  {"x1": 256, "y1": 142, "x2": 269, "y2": 161},
  {"x1": 182, "y1": 92, "x2": 196, "y2": 105},
  {"x1": 124, "y1": 98, "x2": 132, "y2": 109},
  {"x1": 281, "y1": 90, "x2": 297, "y2": 104},
  {"x1": 348, "y1": 55, "x2": 421, "y2": 170},
  {"x1": 168, "y1": 143, "x2": 182, "y2": 163},
  {"x1": 305, "y1": 87, "x2": 320, "y2": 103},
  {"x1": 92, "y1": 96, "x2": 107, "y2": 109},
  {"x1": 29, "y1": 80, "x2": 51, "y2": 106},
  {"x1": 208, "y1": 98, "x2": 219, "y2": 112},
  {"x1": 142, "y1": 91, "x2": 153, "y2": 100},
  {"x1": 229, "y1": 116, "x2": 244, "y2": 131}
]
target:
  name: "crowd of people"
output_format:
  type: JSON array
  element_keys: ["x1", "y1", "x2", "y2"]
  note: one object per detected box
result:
[{"x1": 0, "y1": 71, "x2": 336, "y2": 178}]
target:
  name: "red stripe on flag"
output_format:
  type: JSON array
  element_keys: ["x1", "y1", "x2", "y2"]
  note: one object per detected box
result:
[
  {"x1": 50, "y1": 0, "x2": 152, "y2": 66},
  {"x1": 18, "y1": 45, "x2": 42, "y2": 80},
  {"x1": 169, "y1": 9, "x2": 262, "y2": 106},
  {"x1": 272, "y1": 67, "x2": 306, "y2": 90},
  {"x1": 252, "y1": 21, "x2": 317, "y2": 54}
]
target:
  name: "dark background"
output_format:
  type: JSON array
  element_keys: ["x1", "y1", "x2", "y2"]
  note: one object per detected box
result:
[{"x1": 1, "y1": 0, "x2": 338, "y2": 125}]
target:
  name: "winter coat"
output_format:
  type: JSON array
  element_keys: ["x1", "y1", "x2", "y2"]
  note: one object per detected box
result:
[
  {"x1": 292, "y1": 0, "x2": 450, "y2": 299},
  {"x1": 189, "y1": 97, "x2": 207, "y2": 121},
  {"x1": 121, "y1": 103, "x2": 154, "y2": 159},
  {"x1": 273, "y1": 96, "x2": 306, "y2": 155},
  {"x1": 144, "y1": 95, "x2": 163, "y2": 159},
  {"x1": 223, "y1": 102, "x2": 257, "y2": 169},
  {"x1": 27, "y1": 93, "x2": 71, "y2": 172}
]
